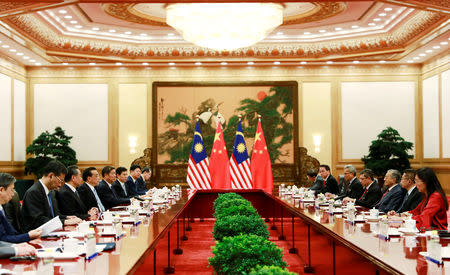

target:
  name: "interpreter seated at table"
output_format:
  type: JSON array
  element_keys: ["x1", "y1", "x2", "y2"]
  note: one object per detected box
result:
[
  {"x1": 391, "y1": 167, "x2": 448, "y2": 230},
  {"x1": 56, "y1": 165, "x2": 98, "y2": 221},
  {"x1": 0, "y1": 241, "x2": 36, "y2": 258},
  {"x1": 316, "y1": 164, "x2": 339, "y2": 195},
  {"x1": 0, "y1": 173, "x2": 41, "y2": 244},
  {"x1": 97, "y1": 166, "x2": 131, "y2": 210},
  {"x1": 343, "y1": 169, "x2": 382, "y2": 209},
  {"x1": 375, "y1": 169, "x2": 405, "y2": 213},
  {"x1": 112, "y1": 167, "x2": 137, "y2": 199},
  {"x1": 327, "y1": 165, "x2": 363, "y2": 201},
  {"x1": 126, "y1": 165, "x2": 147, "y2": 196},
  {"x1": 307, "y1": 169, "x2": 323, "y2": 195},
  {"x1": 396, "y1": 169, "x2": 422, "y2": 213},
  {"x1": 20, "y1": 160, "x2": 82, "y2": 232}
]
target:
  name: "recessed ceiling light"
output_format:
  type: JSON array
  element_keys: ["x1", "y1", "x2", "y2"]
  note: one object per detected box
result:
[
  {"x1": 16, "y1": 52, "x2": 23, "y2": 56},
  {"x1": 353, "y1": 60, "x2": 359, "y2": 64},
  {"x1": 368, "y1": 23, "x2": 376, "y2": 26},
  {"x1": 140, "y1": 33, "x2": 147, "y2": 36},
  {"x1": 300, "y1": 61, "x2": 307, "y2": 65},
  {"x1": 326, "y1": 61, "x2": 333, "y2": 64},
  {"x1": 433, "y1": 45, "x2": 441, "y2": 49},
  {"x1": 64, "y1": 15, "x2": 72, "y2": 19},
  {"x1": 373, "y1": 18, "x2": 381, "y2": 22},
  {"x1": 440, "y1": 41, "x2": 448, "y2": 45},
  {"x1": 1, "y1": 45, "x2": 9, "y2": 48},
  {"x1": 195, "y1": 62, "x2": 202, "y2": 65},
  {"x1": 413, "y1": 57, "x2": 420, "y2": 60},
  {"x1": 75, "y1": 25, "x2": 82, "y2": 29},
  {"x1": 35, "y1": 63, "x2": 41, "y2": 66},
  {"x1": 62, "y1": 62, "x2": 68, "y2": 65},
  {"x1": 419, "y1": 53, "x2": 426, "y2": 57},
  {"x1": 23, "y1": 56, "x2": 29, "y2": 60},
  {"x1": 335, "y1": 27, "x2": 343, "y2": 31},
  {"x1": 89, "y1": 62, "x2": 96, "y2": 65},
  {"x1": 124, "y1": 31, "x2": 132, "y2": 35},
  {"x1": 319, "y1": 30, "x2": 326, "y2": 33},
  {"x1": 379, "y1": 60, "x2": 386, "y2": 63},
  {"x1": 247, "y1": 61, "x2": 254, "y2": 65},
  {"x1": 303, "y1": 32, "x2": 311, "y2": 35},
  {"x1": 351, "y1": 25, "x2": 359, "y2": 29},
  {"x1": 168, "y1": 62, "x2": 175, "y2": 66},
  {"x1": 70, "y1": 20, "x2": 77, "y2": 24},
  {"x1": 274, "y1": 61, "x2": 280, "y2": 65},
  {"x1": 29, "y1": 59, "x2": 36, "y2": 63},
  {"x1": 407, "y1": 60, "x2": 414, "y2": 63},
  {"x1": 425, "y1": 50, "x2": 433, "y2": 53},
  {"x1": 142, "y1": 62, "x2": 149, "y2": 65},
  {"x1": 116, "y1": 62, "x2": 122, "y2": 65},
  {"x1": 379, "y1": 13, "x2": 387, "y2": 16},
  {"x1": 109, "y1": 29, "x2": 116, "y2": 33},
  {"x1": 168, "y1": 33, "x2": 175, "y2": 36},
  {"x1": 9, "y1": 49, "x2": 16, "y2": 52},
  {"x1": 384, "y1": 7, "x2": 393, "y2": 11},
  {"x1": 58, "y1": 10, "x2": 67, "y2": 14},
  {"x1": 220, "y1": 62, "x2": 227, "y2": 65},
  {"x1": 92, "y1": 27, "x2": 100, "y2": 31}
]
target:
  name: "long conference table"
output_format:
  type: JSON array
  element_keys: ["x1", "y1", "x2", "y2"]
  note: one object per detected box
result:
[{"x1": 2, "y1": 188, "x2": 449, "y2": 274}]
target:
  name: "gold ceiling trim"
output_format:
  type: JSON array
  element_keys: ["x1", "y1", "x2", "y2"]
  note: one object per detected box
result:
[
  {"x1": 102, "y1": 2, "x2": 346, "y2": 27},
  {"x1": 3, "y1": 10, "x2": 446, "y2": 62}
]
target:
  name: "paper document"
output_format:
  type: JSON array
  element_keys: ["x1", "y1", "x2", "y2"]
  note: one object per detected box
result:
[{"x1": 38, "y1": 216, "x2": 63, "y2": 236}]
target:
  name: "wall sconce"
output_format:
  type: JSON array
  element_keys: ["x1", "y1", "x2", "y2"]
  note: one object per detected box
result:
[
  {"x1": 129, "y1": 136, "x2": 137, "y2": 154},
  {"x1": 313, "y1": 135, "x2": 321, "y2": 153}
]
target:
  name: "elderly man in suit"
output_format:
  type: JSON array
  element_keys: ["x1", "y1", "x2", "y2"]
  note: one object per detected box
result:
[
  {"x1": 343, "y1": 169, "x2": 382, "y2": 208},
  {"x1": 376, "y1": 169, "x2": 405, "y2": 213},
  {"x1": 0, "y1": 173, "x2": 41, "y2": 244},
  {"x1": 21, "y1": 160, "x2": 82, "y2": 232},
  {"x1": 56, "y1": 166, "x2": 98, "y2": 221},
  {"x1": 329, "y1": 165, "x2": 364, "y2": 201},
  {"x1": 97, "y1": 166, "x2": 130, "y2": 210},
  {"x1": 77, "y1": 167, "x2": 105, "y2": 213}
]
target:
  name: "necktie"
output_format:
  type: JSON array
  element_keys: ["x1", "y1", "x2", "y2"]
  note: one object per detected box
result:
[
  {"x1": 323, "y1": 179, "x2": 327, "y2": 187},
  {"x1": 359, "y1": 188, "x2": 368, "y2": 200},
  {"x1": 92, "y1": 188, "x2": 105, "y2": 212},
  {"x1": 47, "y1": 193, "x2": 55, "y2": 217},
  {"x1": 375, "y1": 189, "x2": 389, "y2": 207},
  {"x1": 122, "y1": 184, "x2": 127, "y2": 196},
  {"x1": 398, "y1": 192, "x2": 409, "y2": 211}
]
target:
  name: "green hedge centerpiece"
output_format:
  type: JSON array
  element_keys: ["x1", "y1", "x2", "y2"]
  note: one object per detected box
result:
[
  {"x1": 249, "y1": 265, "x2": 297, "y2": 275},
  {"x1": 214, "y1": 203, "x2": 260, "y2": 220},
  {"x1": 213, "y1": 215, "x2": 269, "y2": 242},
  {"x1": 213, "y1": 193, "x2": 244, "y2": 211},
  {"x1": 214, "y1": 198, "x2": 252, "y2": 214},
  {"x1": 209, "y1": 234, "x2": 287, "y2": 275}
]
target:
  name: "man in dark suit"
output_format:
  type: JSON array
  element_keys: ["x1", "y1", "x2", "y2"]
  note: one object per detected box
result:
[
  {"x1": 333, "y1": 165, "x2": 364, "y2": 201},
  {"x1": 21, "y1": 160, "x2": 82, "y2": 232},
  {"x1": 307, "y1": 169, "x2": 323, "y2": 195},
  {"x1": 126, "y1": 165, "x2": 147, "y2": 196},
  {"x1": 376, "y1": 169, "x2": 405, "y2": 213},
  {"x1": 344, "y1": 169, "x2": 382, "y2": 208},
  {"x1": 317, "y1": 164, "x2": 339, "y2": 195},
  {"x1": 77, "y1": 167, "x2": 105, "y2": 213},
  {"x1": 97, "y1": 166, "x2": 130, "y2": 210},
  {"x1": 0, "y1": 173, "x2": 41, "y2": 243},
  {"x1": 2, "y1": 190, "x2": 21, "y2": 232},
  {"x1": 112, "y1": 167, "x2": 134, "y2": 199},
  {"x1": 140, "y1": 167, "x2": 151, "y2": 192},
  {"x1": 395, "y1": 169, "x2": 423, "y2": 213},
  {"x1": 56, "y1": 166, "x2": 98, "y2": 221}
]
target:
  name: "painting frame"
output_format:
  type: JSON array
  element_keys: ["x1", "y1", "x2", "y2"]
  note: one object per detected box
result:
[{"x1": 152, "y1": 81, "x2": 299, "y2": 184}]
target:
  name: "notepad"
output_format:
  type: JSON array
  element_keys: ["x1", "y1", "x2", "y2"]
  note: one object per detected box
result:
[{"x1": 37, "y1": 216, "x2": 63, "y2": 236}]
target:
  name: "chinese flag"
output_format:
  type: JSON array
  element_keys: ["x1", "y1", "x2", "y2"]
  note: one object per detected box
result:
[
  {"x1": 251, "y1": 117, "x2": 273, "y2": 193},
  {"x1": 209, "y1": 123, "x2": 231, "y2": 189}
]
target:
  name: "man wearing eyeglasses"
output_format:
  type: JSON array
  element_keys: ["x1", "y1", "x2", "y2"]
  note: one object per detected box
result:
[
  {"x1": 343, "y1": 168, "x2": 382, "y2": 208},
  {"x1": 21, "y1": 160, "x2": 82, "y2": 232}
]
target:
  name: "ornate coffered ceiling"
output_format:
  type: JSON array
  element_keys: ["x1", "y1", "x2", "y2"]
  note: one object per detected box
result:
[{"x1": 0, "y1": 0, "x2": 448, "y2": 67}]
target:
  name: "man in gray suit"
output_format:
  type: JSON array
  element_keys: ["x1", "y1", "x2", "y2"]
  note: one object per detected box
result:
[{"x1": 0, "y1": 241, "x2": 36, "y2": 258}]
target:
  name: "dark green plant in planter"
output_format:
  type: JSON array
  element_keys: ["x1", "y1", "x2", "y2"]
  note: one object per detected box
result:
[
  {"x1": 249, "y1": 265, "x2": 297, "y2": 275},
  {"x1": 213, "y1": 192, "x2": 244, "y2": 211},
  {"x1": 214, "y1": 198, "x2": 252, "y2": 214},
  {"x1": 25, "y1": 127, "x2": 77, "y2": 178},
  {"x1": 361, "y1": 126, "x2": 413, "y2": 178},
  {"x1": 213, "y1": 215, "x2": 269, "y2": 242},
  {"x1": 214, "y1": 204, "x2": 260, "y2": 220},
  {"x1": 209, "y1": 234, "x2": 287, "y2": 274}
]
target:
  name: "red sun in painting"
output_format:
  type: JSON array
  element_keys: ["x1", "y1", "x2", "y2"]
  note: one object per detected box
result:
[{"x1": 257, "y1": 91, "x2": 267, "y2": 101}]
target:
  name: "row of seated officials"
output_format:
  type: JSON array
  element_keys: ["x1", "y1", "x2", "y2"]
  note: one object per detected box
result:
[
  {"x1": 307, "y1": 164, "x2": 448, "y2": 231},
  {"x1": 0, "y1": 160, "x2": 151, "y2": 258}
]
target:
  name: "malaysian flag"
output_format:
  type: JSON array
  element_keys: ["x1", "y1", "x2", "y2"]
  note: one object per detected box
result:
[
  {"x1": 186, "y1": 120, "x2": 211, "y2": 190},
  {"x1": 229, "y1": 118, "x2": 253, "y2": 189}
]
